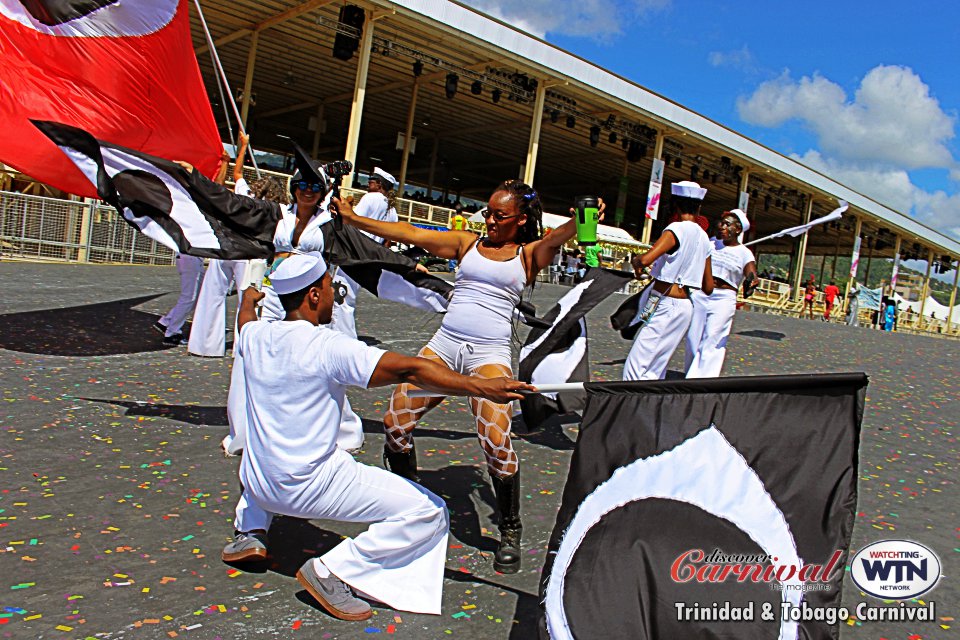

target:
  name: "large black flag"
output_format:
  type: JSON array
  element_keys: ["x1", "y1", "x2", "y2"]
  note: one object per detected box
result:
[
  {"x1": 33, "y1": 120, "x2": 281, "y2": 259},
  {"x1": 540, "y1": 373, "x2": 867, "y2": 640},
  {"x1": 518, "y1": 268, "x2": 633, "y2": 430}
]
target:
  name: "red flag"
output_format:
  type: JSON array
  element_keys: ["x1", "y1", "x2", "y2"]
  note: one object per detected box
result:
[{"x1": 0, "y1": 1, "x2": 221, "y2": 197}]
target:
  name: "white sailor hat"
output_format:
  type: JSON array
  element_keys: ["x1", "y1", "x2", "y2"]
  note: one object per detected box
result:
[
  {"x1": 371, "y1": 167, "x2": 396, "y2": 188},
  {"x1": 671, "y1": 181, "x2": 708, "y2": 200},
  {"x1": 270, "y1": 251, "x2": 329, "y2": 295},
  {"x1": 727, "y1": 208, "x2": 750, "y2": 242}
]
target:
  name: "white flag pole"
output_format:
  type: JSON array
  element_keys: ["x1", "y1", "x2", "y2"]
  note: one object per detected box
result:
[
  {"x1": 407, "y1": 382, "x2": 585, "y2": 399},
  {"x1": 191, "y1": 0, "x2": 261, "y2": 177}
]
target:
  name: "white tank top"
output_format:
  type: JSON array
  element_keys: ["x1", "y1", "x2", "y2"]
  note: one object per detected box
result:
[{"x1": 440, "y1": 240, "x2": 527, "y2": 344}]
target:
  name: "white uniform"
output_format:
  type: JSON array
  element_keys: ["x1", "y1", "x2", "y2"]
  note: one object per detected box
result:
[
  {"x1": 159, "y1": 254, "x2": 204, "y2": 338},
  {"x1": 685, "y1": 240, "x2": 755, "y2": 378},
  {"x1": 623, "y1": 220, "x2": 712, "y2": 381},
  {"x1": 235, "y1": 320, "x2": 449, "y2": 615},
  {"x1": 188, "y1": 179, "x2": 252, "y2": 357},
  {"x1": 329, "y1": 191, "x2": 399, "y2": 338},
  {"x1": 224, "y1": 202, "x2": 364, "y2": 455}
]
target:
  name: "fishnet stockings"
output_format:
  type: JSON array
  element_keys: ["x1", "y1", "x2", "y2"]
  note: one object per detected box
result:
[{"x1": 383, "y1": 348, "x2": 518, "y2": 478}]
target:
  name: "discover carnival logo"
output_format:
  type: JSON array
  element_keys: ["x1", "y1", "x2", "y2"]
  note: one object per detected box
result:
[{"x1": 850, "y1": 540, "x2": 942, "y2": 599}]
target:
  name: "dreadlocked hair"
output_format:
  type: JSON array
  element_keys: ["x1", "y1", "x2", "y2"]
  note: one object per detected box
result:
[
  {"x1": 385, "y1": 188, "x2": 398, "y2": 212},
  {"x1": 248, "y1": 176, "x2": 289, "y2": 204},
  {"x1": 494, "y1": 179, "x2": 543, "y2": 244}
]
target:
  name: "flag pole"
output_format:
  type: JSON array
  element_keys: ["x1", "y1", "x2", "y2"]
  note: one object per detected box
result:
[
  {"x1": 191, "y1": 0, "x2": 261, "y2": 177},
  {"x1": 408, "y1": 383, "x2": 585, "y2": 399}
]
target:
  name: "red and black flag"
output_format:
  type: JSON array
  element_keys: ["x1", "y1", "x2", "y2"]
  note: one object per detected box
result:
[
  {"x1": 0, "y1": 0, "x2": 221, "y2": 195},
  {"x1": 540, "y1": 373, "x2": 867, "y2": 640}
]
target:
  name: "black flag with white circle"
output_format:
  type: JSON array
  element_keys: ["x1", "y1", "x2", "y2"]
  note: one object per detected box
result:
[
  {"x1": 33, "y1": 120, "x2": 282, "y2": 259},
  {"x1": 540, "y1": 373, "x2": 866, "y2": 640},
  {"x1": 518, "y1": 268, "x2": 633, "y2": 431}
]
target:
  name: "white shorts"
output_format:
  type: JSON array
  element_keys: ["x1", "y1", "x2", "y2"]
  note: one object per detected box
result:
[{"x1": 425, "y1": 327, "x2": 512, "y2": 373}]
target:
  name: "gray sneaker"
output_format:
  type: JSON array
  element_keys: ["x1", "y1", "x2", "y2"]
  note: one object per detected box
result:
[
  {"x1": 296, "y1": 561, "x2": 372, "y2": 621},
  {"x1": 221, "y1": 531, "x2": 267, "y2": 563}
]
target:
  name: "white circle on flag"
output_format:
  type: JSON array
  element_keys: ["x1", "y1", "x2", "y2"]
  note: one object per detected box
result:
[
  {"x1": 544, "y1": 426, "x2": 804, "y2": 640},
  {"x1": 0, "y1": 0, "x2": 176, "y2": 37}
]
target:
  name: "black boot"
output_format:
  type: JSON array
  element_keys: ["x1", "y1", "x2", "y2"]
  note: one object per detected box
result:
[
  {"x1": 383, "y1": 443, "x2": 420, "y2": 483},
  {"x1": 491, "y1": 470, "x2": 522, "y2": 574}
]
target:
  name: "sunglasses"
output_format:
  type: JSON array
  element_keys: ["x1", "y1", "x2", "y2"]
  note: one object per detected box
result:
[
  {"x1": 718, "y1": 218, "x2": 740, "y2": 227},
  {"x1": 482, "y1": 210, "x2": 519, "y2": 222},
  {"x1": 296, "y1": 181, "x2": 323, "y2": 193}
]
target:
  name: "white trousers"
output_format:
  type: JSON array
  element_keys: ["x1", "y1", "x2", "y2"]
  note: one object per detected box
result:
[
  {"x1": 684, "y1": 288, "x2": 737, "y2": 378},
  {"x1": 236, "y1": 448, "x2": 449, "y2": 615},
  {"x1": 188, "y1": 259, "x2": 246, "y2": 357},
  {"x1": 622, "y1": 294, "x2": 693, "y2": 381},
  {"x1": 159, "y1": 255, "x2": 204, "y2": 336}
]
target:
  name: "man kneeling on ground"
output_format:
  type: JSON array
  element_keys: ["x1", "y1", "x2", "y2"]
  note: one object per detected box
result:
[{"x1": 224, "y1": 252, "x2": 533, "y2": 620}]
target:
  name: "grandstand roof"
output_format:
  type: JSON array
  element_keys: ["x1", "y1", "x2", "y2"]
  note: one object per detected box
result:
[{"x1": 190, "y1": 0, "x2": 960, "y2": 263}]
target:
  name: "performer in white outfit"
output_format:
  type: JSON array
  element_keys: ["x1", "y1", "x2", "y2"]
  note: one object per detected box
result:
[
  {"x1": 188, "y1": 133, "x2": 262, "y2": 358},
  {"x1": 225, "y1": 252, "x2": 531, "y2": 620},
  {"x1": 685, "y1": 209, "x2": 757, "y2": 378},
  {"x1": 330, "y1": 167, "x2": 399, "y2": 339},
  {"x1": 222, "y1": 159, "x2": 363, "y2": 456},
  {"x1": 155, "y1": 253, "x2": 204, "y2": 345},
  {"x1": 623, "y1": 181, "x2": 714, "y2": 381},
  {"x1": 335, "y1": 179, "x2": 603, "y2": 574}
]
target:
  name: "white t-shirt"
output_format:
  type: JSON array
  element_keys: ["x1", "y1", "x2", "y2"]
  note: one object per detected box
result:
[
  {"x1": 236, "y1": 320, "x2": 385, "y2": 503},
  {"x1": 234, "y1": 177, "x2": 250, "y2": 196},
  {"x1": 708, "y1": 239, "x2": 755, "y2": 289},
  {"x1": 649, "y1": 220, "x2": 712, "y2": 289},
  {"x1": 354, "y1": 191, "x2": 398, "y2": 244}
]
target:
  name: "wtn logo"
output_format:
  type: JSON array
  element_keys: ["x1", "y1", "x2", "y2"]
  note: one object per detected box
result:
[
  {"x1": 851, "y1": 540, "x2": 941, "y2": 600},
  {"x1": 860, "y1": 558, "x2": 927, "y2": 583}
]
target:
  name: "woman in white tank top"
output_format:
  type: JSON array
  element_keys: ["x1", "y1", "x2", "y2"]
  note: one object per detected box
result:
[{"x1": 335, "y1": 180, "x2": 604, "y2": 575}]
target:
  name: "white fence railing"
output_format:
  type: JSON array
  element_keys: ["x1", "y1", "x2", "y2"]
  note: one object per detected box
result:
[{"x1": 0, "y1": 191, "x2": 175, "y2": 265}]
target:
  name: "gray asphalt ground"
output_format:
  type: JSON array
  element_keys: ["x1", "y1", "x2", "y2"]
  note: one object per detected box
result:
[{"x1": 0, "y1": 262, "x2": 955, "y2": 639}]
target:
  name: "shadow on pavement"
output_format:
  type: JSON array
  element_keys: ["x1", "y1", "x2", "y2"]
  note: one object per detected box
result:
[
  {"x1": 0, "y1": 294, "x2": 173, "y2": 356},
  {"x1": 443, "y1": 568, "x2": 540, "y2": 640},
  {"x1": 83, "y1": 398, "x2": 228, "y2": 426},
  {"x1": 735, "y1": 329, "x2": 787, "y2": 341},
  {"x1": 420, "y1": 466, "x2": 498, "y2": 552}
]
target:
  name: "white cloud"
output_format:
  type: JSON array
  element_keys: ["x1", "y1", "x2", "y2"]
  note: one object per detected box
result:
[
  {"x1": 796, "y1": 150, "x2": 960, "y2": 240},
  {"x1": 707, "y1": 45, "x2": 756, "y2": 72},
  {"x1": 737, "y1": 65, "x2": 956, "y2": 169},
  {"x1": 738, "y1": 65, "x2": 960, "y2": 240},
  {"x1": 461, "y1": 0, "x2": 670, "y2": 39}
]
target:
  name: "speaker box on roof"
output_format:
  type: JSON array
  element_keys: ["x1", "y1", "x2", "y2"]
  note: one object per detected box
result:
[{"x1": 333, "y1": 5, "x2": 365, "y2": 61}]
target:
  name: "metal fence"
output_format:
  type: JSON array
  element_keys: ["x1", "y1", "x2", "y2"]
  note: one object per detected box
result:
[{"x1": 0, "y1": 190, "x2": 175, "y2": 265}]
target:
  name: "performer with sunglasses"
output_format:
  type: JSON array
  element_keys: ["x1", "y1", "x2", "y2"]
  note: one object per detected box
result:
[
  {"x1": 684, "y1": 209, "x2": 757, "y2": 378},
  {"x1": 332, "y1": 180, "x2": 603, "y2": 574}
]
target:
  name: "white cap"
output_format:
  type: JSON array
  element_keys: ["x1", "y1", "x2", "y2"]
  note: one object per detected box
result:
[
  {"x1": 269, "y1": 251, "x2": 328, "y2": 295},
  {"x1": 728, "y1": 208, "x2": 750, "y2": 242},
  {"x1": 671, "y1": 181, "x2": 707, "y2": 200},
  {"x1": 372, "y1": 167, "x2": 396, "y2": 188}
]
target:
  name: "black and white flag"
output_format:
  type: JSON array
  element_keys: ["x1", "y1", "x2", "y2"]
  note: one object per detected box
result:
[
  {"x1": 518, "y1": 268, "x2": 633, "y2": 430},
  {"x1": 540, "y1": 373, "x2": 867, "y2": 640},
  {"x1": 321, "y1": 221, "x2": 453, "y2": 313},
  {"x1": 34, "y1": 120, "x2": 281, "y2": 259}
]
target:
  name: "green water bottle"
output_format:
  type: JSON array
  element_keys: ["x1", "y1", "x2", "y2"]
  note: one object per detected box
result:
[{"x1": 574, "y1": 196, "x2": 599, "y2": 245}]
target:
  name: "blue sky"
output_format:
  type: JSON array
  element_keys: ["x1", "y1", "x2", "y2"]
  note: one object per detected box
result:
[{"x1": 464, "y1": 0, "x2": 960, "y2": 243}]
